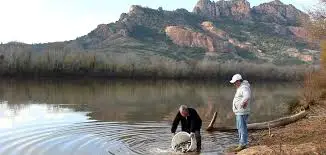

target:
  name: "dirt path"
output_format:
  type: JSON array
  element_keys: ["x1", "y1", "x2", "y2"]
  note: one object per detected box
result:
[
  {"x1": 250, "y1": 116, "x2": 326, "y2": 146},
  {"x1": 242, "y1": 103, "x2": 326, "y2": 154}
]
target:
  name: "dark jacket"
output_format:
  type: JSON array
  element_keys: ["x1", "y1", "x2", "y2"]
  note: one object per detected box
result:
[{"x1": 171, "y1": 108, "x2": 202, "y2": 133}]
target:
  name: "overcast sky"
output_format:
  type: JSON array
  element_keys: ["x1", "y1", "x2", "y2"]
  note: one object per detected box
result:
[{"x1": 0, "y1": 0, "x2": 320, "y2": 44}]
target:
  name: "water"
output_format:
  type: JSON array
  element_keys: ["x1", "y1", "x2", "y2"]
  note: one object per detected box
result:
[{"x1": 0, "y1": 79, "x2": 300, "y2": 155}]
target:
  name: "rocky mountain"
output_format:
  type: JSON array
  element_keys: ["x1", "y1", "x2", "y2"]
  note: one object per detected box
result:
[{"x1": 0, "y1": 0, "x2": 319, "y2": 66}]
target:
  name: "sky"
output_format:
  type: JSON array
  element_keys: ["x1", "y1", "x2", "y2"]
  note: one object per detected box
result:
[{"x1": 0, "y1": 0, "x2": 320, "y2": 44}]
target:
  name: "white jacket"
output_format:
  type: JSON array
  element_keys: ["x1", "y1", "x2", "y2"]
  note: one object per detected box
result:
[{"x1": 232, "y1": 80, "x2": 251, "y2": 115}]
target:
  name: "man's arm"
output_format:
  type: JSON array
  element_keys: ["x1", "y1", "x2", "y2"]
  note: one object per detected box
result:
[
  {"x1": 241, "y1": 87, "x2": 250, "y2": 108},
  {"x1": 171, "y1": 112, "x2": 181, "y2": 133}
]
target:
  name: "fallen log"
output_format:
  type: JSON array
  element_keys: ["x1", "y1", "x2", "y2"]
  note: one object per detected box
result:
[{"x1": 206, "y1": 110, "x2": 308, "y2": 132}]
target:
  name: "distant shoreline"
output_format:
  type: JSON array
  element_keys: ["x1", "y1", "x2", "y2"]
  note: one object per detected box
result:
[
  {"x1": 0, "y1": 71, "x2": 306, "y2": 82},
  {"x1": 0, "y1": 48, "x2": 314, "y2": 81},
  {"x1": 0, "y1": 62, "x2": 311, "y2": 82}
]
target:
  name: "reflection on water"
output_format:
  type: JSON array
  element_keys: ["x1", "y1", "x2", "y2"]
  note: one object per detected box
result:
[{"x1": 0, "y1": 79, "x2": 300, "y2": 155}]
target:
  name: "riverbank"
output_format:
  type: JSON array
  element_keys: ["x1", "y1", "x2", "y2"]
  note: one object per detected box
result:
[
  {"x1": 0, "y1": 63, "x2": 309, "y2": 81},
  {"x1": 237, "y1": 70, "x2": 326, "y2": 154},
  {"x1": 238, "y1": 102, "x2": 326, "y2": 154}
]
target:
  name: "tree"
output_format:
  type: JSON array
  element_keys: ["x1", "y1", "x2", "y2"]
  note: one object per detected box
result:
[
  {"x1": 158, "y1": 7, "x2": 163, "y2": 12},
  {"x1": 305, "y1": 0, "x2": 326, "y2": 66},
  {"x1": 301, "y1": 0, "x2": 326, "y2": 106}
]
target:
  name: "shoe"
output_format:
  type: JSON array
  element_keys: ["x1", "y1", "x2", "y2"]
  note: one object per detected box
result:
[
  {"x1": 225, "y1": 145, "x2": 237, "y2": 153},
  {"x1": 232, "y1": 145, "x2": 247, "y2": 152}
]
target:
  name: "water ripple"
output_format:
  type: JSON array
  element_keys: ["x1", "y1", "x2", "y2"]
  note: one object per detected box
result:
[{"x1": 0, "y1": 121, "x2": 237, "y2": 155}]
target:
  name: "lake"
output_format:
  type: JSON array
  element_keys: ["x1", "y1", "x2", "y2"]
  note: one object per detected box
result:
[{"x1": 0, "y1": 79, "x2": 300, "y2": 155}]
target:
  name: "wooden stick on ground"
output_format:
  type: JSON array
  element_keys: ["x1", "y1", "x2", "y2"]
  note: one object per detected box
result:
[
  {"x1": 206, "y1": 110, "x2": 308, "y2": 132},
  {"x1": 206, "y1": 112, "x2": 217, "y2": 131}
]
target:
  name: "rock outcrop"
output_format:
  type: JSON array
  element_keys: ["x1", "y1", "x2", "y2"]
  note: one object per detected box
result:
[
  {"x1": 201, "y1": 21, "x2": 228, "y2": 39},
  {"x1": 193, "y1": 0, "x2": 309, "y2": 26},
  {"x1": 193, "y1": 0, "x2": 219, "y2": 19},
  {"x1": 201, "y1": 21, "x2": 249, "y2": 50},
  {"x1": 288, "y1": 26, "x2": 310, "y2": 40},
  {"x1": 193, "y1": 0, "x2": 251, "y2": 20},
  {"x1": 89, "y1": 24, "x2": 114, "y2": 40},
  {"x1": 252, "y1": 0, "x2": 309, "y2": 25},
  {"x1": 128, "y1": 5, "x2": 145, "y2": 15},
  {"x1": 165, "y1": 22, "x2": 249, "y2": 53},
  {"x1": 165, "y1": 26, "x2": 216, "y2": 52}
]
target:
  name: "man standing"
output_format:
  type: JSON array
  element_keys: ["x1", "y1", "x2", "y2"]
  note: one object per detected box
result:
[
  {"x1": 230, "y1": 74, "x2": 251, "y2": 152},
  {"x1": 171, "y1": 105, "x2": 202, "y2": 152}
]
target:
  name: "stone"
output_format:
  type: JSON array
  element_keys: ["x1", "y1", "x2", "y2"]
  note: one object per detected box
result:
[
  {"x1": 193, "y1": 0, "x2": 251, "y2": 20},
  {"x1": 165, "y1": 26, "x2": 216, "y2": 52}
]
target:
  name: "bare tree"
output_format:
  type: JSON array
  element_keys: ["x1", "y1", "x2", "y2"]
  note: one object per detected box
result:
[{"x1": 304, "y1": 0, "x2": 326, "y2": 66}]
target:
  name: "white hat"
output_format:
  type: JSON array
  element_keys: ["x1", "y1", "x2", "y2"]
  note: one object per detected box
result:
[{"x1": 230, "y1": 74, "x2": 242, "y2": 83}]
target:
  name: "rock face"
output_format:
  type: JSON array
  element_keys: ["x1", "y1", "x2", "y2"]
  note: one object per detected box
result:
[
  {"x1": 288, "y1": 26, "x2": 310, "y2": 40},
  {"x1": 165, "y1": 22, "x2": 251, "y2": 53},
  {"x1": 193, "y1": 0, "x2": 251, "y2": 20},
  {"x1": 165, "y1": 26, "x2": 216, "y2": 52},
  {"x1": 252, "y1": 0, "x2": 309, "y2": 25},
  {"x1": 128, "y1": 5, "x2": 145, "y2": 15},
  {"x1": 89, "y1": 24, "x2": 114, "y2": 40},
  {"x1": 193, "y1": 0, "x2": 219, "y2": 19},
  {"x1": 201, "y1": 21, "x2": 228, "y2": 39},
  {"x1": 219, "y1": 0, "x2": 251, "y2": 20},
  {"x1": 193, "y1": 0, "x2": 309, "y2": 25}
]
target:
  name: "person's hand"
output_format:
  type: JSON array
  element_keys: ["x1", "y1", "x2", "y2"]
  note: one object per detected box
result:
[
  {"x1": 172, "y1": 132, "x2": 175, "y2": 137},
  {"x1": 190, "y1": 132, "x2": 195, "y2": 138},
  {"x1": 242, "y1": 101, "x2": 248, "y2": 109}
]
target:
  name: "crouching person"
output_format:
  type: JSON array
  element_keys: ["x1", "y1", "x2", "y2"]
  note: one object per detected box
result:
[{"x1": 171, "y1": 105, "x2": 202, "y2": 152}]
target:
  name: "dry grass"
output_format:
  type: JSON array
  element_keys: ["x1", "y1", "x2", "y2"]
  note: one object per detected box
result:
[
  {"x1": 250, "y1": 116, "x2": 326, "y2": 152},
  {"x1": 322, "y1": 40, "x2": 326, "y2": 67},
  {"x1": 0, "y1": 45, "x2": 311, "y2": 80},
  {"x1": 299, "y1": 0, "x2": 326, "y2": 111},
  {"x1": 299, "y1": 41, "x2": 326, "y2": 111},
  {"x1": 296, "y1": 67, "x2": 326, "y2": 113}
]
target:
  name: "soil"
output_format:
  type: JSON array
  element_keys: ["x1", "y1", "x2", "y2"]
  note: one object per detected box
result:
[{"x1": 248, "y1": 103, "x2": 326, "y2": 154}]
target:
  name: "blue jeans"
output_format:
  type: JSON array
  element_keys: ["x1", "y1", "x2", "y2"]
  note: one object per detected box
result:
[{"x1": 236, "y1": 114, "x2": 249, "y2": 146}]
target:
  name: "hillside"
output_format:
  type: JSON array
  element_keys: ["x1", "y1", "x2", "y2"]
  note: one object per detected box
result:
[
  {"x1": 71, "y1": 0, "x2": 318, "y2": 65},
  {"x1": 0, "y1": 0, "x2": 320, "y2": 79}
]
